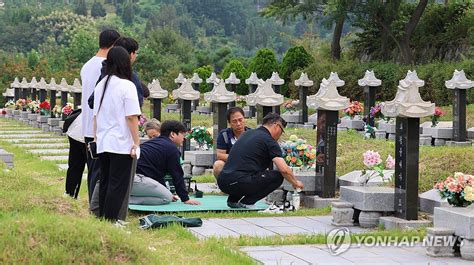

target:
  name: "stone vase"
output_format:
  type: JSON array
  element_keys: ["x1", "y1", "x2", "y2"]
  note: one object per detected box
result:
[{"x1": 282, "y1": 167, "x2": 316, "y2": 192}]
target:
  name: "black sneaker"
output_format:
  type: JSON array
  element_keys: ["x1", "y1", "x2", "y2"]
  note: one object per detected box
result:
[
  {"x1": 237, "y1": 202, "x2": 256, "y2": 209},
  {"x1": 227, "y1": 201, "x2": 241, "y2": 208}
]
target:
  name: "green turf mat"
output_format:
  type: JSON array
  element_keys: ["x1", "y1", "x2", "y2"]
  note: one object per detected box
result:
[{"x1": 129, "y1": 195, "x2": 268, "y2": 212}]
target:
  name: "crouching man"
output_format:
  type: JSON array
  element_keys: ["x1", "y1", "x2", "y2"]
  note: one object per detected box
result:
[{"x1": 217, "y1": 113, "x2": 304, "y2": 209}]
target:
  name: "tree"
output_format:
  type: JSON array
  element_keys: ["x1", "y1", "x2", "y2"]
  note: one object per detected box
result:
[
  {"x1": 27, "y1": 49, "x2": 40, "y2": 70},
  {"x1": 68, "y1": 29, "x2": 98, "y2": 65},
  {"x1": 91, "y1": 1, "x2": 107, "y2": 18},
  {"x1": 248, "y1": 48, "x2": 279, "y2": 80},
  {"x1": 74, "y1": 0, "x2": 88, "y2": 16},
  {"x1": 262, "y1": 0, "x2": 353, "y2": 60},
  {"x1": 193, "y1": 65, "x2": 214, "y2": 93},
  {"x1": 281, "y1": 46, "x2": 314, "y2": 81},
  {"x1": 121, "y1": 1, "x2": 135, "y2": 25},
  {"x1": 221, "y1": 59, "x2": 250, "y2": 95}
]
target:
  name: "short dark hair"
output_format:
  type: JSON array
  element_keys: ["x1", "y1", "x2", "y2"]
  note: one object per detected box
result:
[
  {"x1": 226, "y1": 107, "x2": 245, "y2": 122},
  {"x1": 113, "y1": 37, "x2": 139, "y2": 54},
  {"x1": 160, "y1": 120, "x2": 187, "y2": 137},
  {"x1": 99, "y1": 29, "x2": 120, "y2": 49},
  {"x1": 262, "y1": 112, "x2": 287, "y2": 128},
  {"x1": 141, "y1": 82, "x2": 150, "y2": 98}
]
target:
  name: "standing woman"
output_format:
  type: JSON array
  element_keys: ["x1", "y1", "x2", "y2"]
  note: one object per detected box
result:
[{"x1": 93, "y1": 46, "x2": 141, "y2": 221}]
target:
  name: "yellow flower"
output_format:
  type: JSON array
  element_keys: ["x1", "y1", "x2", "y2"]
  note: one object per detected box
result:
[{"x1": 464, "y1": 186, "x2": 474, "y2": 201}]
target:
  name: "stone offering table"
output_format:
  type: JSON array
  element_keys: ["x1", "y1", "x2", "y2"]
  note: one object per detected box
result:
[
  {"x1": 434, "y1": 207, "x2": 474, "y2": 260},
  {"x1": 184, "y1": 150, "x2": 215, "y2": 176},
  {"x1": 340, "y1": 186, "x2": 395, "y2": 228}
]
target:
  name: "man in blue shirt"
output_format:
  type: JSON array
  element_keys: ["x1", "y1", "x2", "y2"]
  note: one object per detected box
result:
[
  {"x1": 213, "y1": 107, "x2": 251, "y2": 178},
  {"x1": 132, "y1": 120, "x2": 201, "y2": 205}
]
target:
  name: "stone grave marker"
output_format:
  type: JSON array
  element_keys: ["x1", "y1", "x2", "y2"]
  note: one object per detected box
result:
[
  {"x1": 295, "y1": 72, "x2": 313, "y2": 124},
  {"x1": 225, "y1": 72, "x2": 240, "y2": 108},
  {"x1": 148, "y1": 79, "x2": 168, "y2": 121},
  {"x1": 245, "y1": 72, "x2": 260, "y2": 118},
  {"x1": 382, "y1": 70, "x2": 435, "y2": 220},
  {"x1": 358, "y1": 70, "x2": 381, "y2": 128}
]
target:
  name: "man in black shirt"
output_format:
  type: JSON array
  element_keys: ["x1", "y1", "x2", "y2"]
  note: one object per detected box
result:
[
  {"x1": 217, "y1": 113, "x2": 304, "y2": 208},
  {"x1": 134, "y1": 120, "x2": 200, "y2": 205}
]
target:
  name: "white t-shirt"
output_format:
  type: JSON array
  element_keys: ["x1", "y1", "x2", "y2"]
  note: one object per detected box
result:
[
  {"x1": 81, "y1": 56, "x2": 105, "y2": 138},
  {"x1": 66, "y1": 113, "x2": 85, "y2": 143},
  {"x1": 93, "y1": 75, "x2": 141, "y2": 155}
]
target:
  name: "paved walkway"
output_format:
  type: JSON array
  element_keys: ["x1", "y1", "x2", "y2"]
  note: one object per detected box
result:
[
  {"x1": 241, "y1": 244, "x2": 471, "y2": 264},
  {"x1": 189, "y1": 216, "x2": 368, "y2": 239}
]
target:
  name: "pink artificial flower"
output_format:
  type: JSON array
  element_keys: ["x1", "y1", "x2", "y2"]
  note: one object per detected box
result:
[
  {"x1": 363, "y1": 150, "x2": 382, "y2": 168},
  {"x1": 385, "y1": 155, "x2": 395, "y2": 169},
  {"x1": 434, "y1": 182, "x2": 444, "y2": 190}
]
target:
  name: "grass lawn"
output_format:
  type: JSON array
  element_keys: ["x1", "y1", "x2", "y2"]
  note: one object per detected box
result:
[{"x1": 0, "y1": 101, "x2": 470, "y2": 263}]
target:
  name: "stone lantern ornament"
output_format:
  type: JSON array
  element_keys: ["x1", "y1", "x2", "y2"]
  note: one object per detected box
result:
[
  {"x1": 307, "y1": 72, "x2": 349, "y2": 198},
  {"x1": 148, "y1": 79, "x2": 168, "y2": 121},
  {"x1": 445, "y1": 70, "x2": 473, "y2": 143},
  {"x1": 382, "y1": 70, "x2": 435, "y2": 221},
  {"x1": 246, "y1": 79, "x2": 283, "y2": 125}
]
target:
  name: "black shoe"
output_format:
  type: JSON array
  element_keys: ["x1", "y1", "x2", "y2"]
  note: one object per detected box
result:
[{"x1": 227, "y1": 201, "x2": 241, "y2": 208}]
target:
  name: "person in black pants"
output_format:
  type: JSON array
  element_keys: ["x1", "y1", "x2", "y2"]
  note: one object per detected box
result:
[
  {"x1": 93, "y1": 47, "x2": 141, "y2": 222},
  {"x1": 217, "y1": 113, "x2": 304, "y2": 209},
  {"x1": 64, "y1": 113, "x2": 87, "y2": 199}
]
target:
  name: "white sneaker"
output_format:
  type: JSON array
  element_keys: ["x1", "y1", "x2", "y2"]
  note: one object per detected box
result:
[{"x1": 259, "y1": 203, "x2": 284, "y2": 214}]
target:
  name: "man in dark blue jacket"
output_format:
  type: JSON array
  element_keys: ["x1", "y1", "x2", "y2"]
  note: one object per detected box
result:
[{"x1": 134, "y1": 120, "x2": 201, "y2": 205}]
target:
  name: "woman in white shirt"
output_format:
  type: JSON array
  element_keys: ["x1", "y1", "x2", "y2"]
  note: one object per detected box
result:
[{"x1": 93, "y1": 46, "x2": 141, "y2": 222}]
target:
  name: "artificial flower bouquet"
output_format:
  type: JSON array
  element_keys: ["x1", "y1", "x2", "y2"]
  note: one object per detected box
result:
[
  {"x1": 187, "y1": 126, "x2": 213, "y2": 150},
  {"x1": 4, "y1": 99, "x2": 15, "y2": 109},
  {"x1": 138, "y1": 114, "x2": 147, "y2": 136},
  {"x1": 369, "y1": 104, "x2": 384, "y2": 119},
  {"x1": 27, "y1": 100, "x2": 40, "y2": 113},
  {"x1": 15, "y1": 98, "x2": 27, "y2": 110},
  {"x1": 61, "y1": 103, "x2": 74, "y2": 116},
  {"x1": 280, "y1": 135, "x2": 316, "y2": 168},
  {"x1": 39, "y1": 100, "x2": 50, "y2": 116},
  {"x1": 359, "y1": 150, "x2": 395, "y2": 185},
  {"x1": 51, "y1": 105, "x2": 62, "y2": 118},
  {"x1": 431, "y1": 107, "x2": 444, "y2": 127},
  {"x1": 283, "y1": 100, "x2": 298, "y2": 113},
  {"x1": 434, "y1": 172, "x2": 474, "y2": 207},
  {"x1": 344, "y1": 101, "x2": 363, "y2": 119}
]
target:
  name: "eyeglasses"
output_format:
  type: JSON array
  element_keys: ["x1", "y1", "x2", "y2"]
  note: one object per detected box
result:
[{"x1": 276, "y1": 123, "x2": 285, "y2": 134}]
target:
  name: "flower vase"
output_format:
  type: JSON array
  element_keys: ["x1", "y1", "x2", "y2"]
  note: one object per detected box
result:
[{"x1": 447, "y1": 194, "x2": 472, "y2": 207}]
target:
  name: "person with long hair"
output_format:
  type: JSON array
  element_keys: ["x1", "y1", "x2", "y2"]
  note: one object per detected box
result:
[{"x1": 93, "y1": 46, "x2": 141, "y2": 222}]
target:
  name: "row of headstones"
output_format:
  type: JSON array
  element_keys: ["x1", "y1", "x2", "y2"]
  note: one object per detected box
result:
[{"x1": 1, "y1": 108, "x2": 64, "y2": 134}]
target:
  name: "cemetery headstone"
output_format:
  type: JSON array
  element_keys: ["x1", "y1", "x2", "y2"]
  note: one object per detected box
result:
[
  {"x1": 172, "y1": 79, "x2": 200, "y2": 158},
  {"x1": 269, "y1": 72, "x2": 284, "y2": 114},
  {"x1": 382, "y1": 70, "x2": 435, "y2": 220},
  {"x1": 295, "y1": 72, "x2": 314, "y2": 124},
  {"x1": 190, "y1": 73, "x2": 202, "y2": 111},
  {"x1": 245, "y1": 72, "x2": 260, "y2": 118},
  {"x1": 307, "y1": 73, "x2": 349, "y2": 198},
  {"x1": 225, "y1": 72, "x2": 240, "y2": 108},
  {"x1": 30, "y1": 77, "x2": 38, "y2": 101},
  {"x1": 70, "y1": 78, "x2": 82, "y2": 108},
  {"x1": 48, "y1": 78, "x2": 58, "y2": 118},
  {"x1": 20, "y1": 77, "x2": 29, "y2": 101},
  {"x1": 38, "y1": 77, "x2": 47, "y2": 103},
  {"x1": 358, "y1": 70, "x2": 381, "y2": 128},
  {"x1": 11, "y1": 77, "x2": 20, "y2": 102},
  {"x1": 59, "y1": 78, "x2": 69, "y2": 108},
  {"x1": 148, "y1": 79, "x2": 168, "y2": 121},
  {"x1": 445, "y1": 69, "x2": 473, "y2": 143}
]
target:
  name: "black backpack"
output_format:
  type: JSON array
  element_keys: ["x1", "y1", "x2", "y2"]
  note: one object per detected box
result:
[{"x1": 62, "y1": 108, "x2": 82, "y2": 133}]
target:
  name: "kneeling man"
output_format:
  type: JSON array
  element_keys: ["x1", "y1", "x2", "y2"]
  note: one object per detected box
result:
[
  {"x1": 130, "y1": 120, "x2": 200, "y2": 205},
  {"x1": 217, "y1": 113, "x2": 304, "y2": 208}
]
